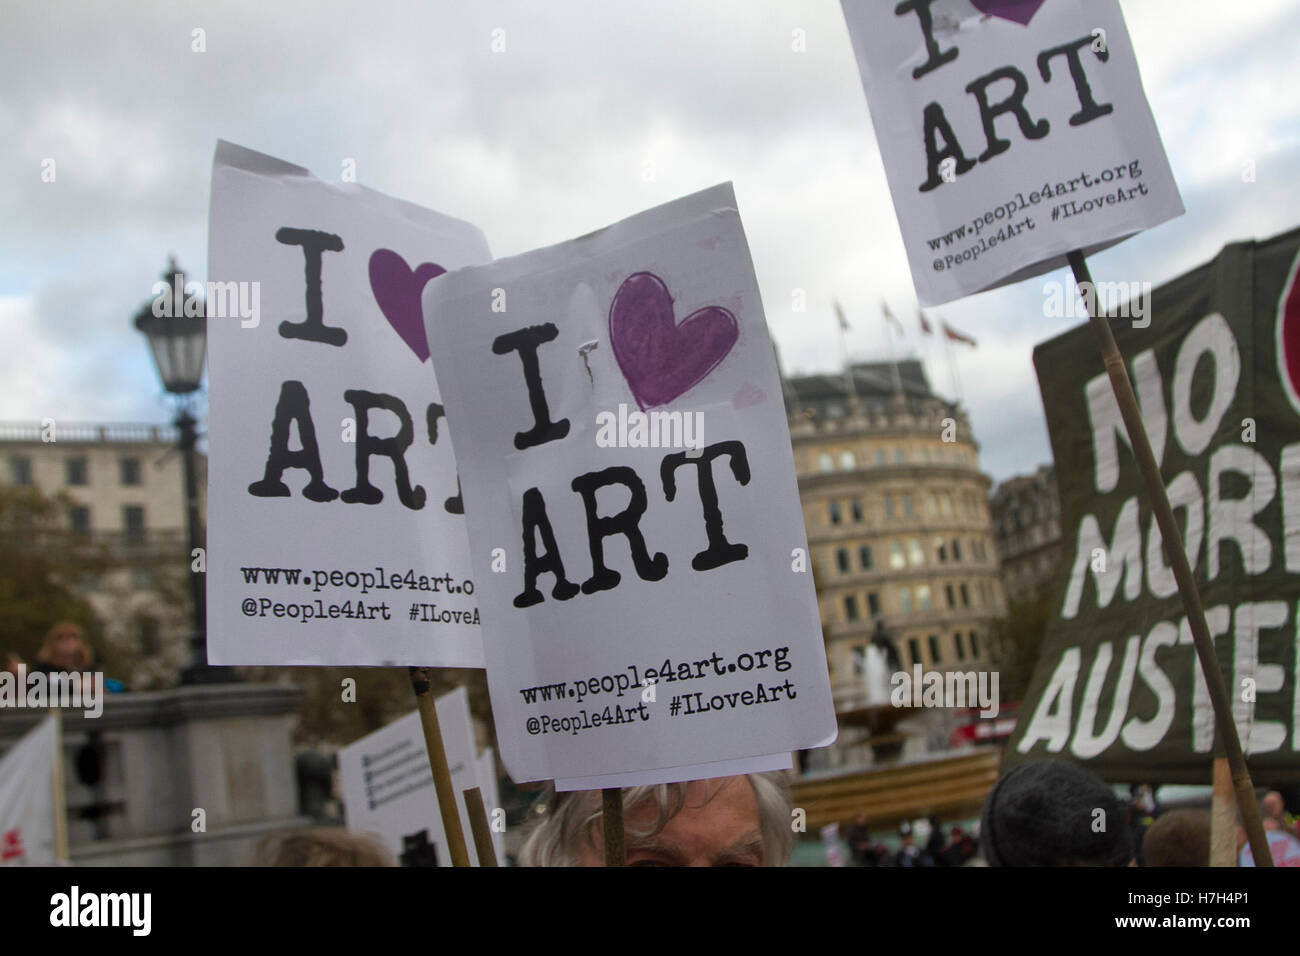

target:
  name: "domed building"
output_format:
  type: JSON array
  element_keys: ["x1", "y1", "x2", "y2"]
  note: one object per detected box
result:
[{"x1": 783, "y1": 360, "x2": 1005, "y2": 769}]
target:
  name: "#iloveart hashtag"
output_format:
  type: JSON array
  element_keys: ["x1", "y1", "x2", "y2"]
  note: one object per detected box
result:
[
  {"x1": 1051, "y1": 204, "x2": 1060, "y2": 221},
  {"x1": 409, "y1": 603, "x2": 420, "y2": 621},
  {"x1": 669, "y1": 696, "x2": 681, "y2": 715}
]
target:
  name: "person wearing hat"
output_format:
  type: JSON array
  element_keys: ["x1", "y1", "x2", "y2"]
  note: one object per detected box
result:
[
  {"x1": 893, "y1": 820, "x2": 924, "y2": 867},
  {"x1": 980, "y1": 759, "x2": 1135, "y2": 866}
]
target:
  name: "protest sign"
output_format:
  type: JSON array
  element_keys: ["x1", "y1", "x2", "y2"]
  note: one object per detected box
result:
[
  {"x1": 840, "y1": 0, "x2": 1183, "y2": 305},
  {"x1": 338, "y1": 687, "x2": 485, "y2": 865},
  {"x1": 1007, "y1": 227, "x2": 1300, "y2": 784},
  {"x1": 0, "y1": 716, "x2": 58, "y2": 866},
  {"x1": 424, "y1": 183, "x2": 836, "y2": 784},
  {"x1": 206, "y1": 141, "x2": 491, "y2": 667}
]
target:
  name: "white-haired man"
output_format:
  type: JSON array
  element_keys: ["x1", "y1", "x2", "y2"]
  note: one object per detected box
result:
[{"x1": 519, "y1": 772, "x2": 794, "y2": 867}]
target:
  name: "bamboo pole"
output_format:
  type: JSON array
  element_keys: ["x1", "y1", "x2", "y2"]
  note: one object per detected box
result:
[
  {"x1": 1209, "y1": 756, "x2": 1237, "y2": 866},
  {"x1": 602, "y1": 788, "x2": 626, "y2": 866},
  {"x1": 407, "y1": 667, "x2": 471, "y2": 867},
  {"x1": 1067, "y1": 250, "x2": 1271, "y2": 867},
  {"x1": 463, "y1": 786, "x2": 498, "y2": 867}
]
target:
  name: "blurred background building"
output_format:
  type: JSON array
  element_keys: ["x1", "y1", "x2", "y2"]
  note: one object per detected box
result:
[{"x1": 988, "y1": 464, "x2": 1062, "y2": 605}]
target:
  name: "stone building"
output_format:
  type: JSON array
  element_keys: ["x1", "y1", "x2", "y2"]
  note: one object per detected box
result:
[
  {"x1": 0, "y1": 420, "x2": 204, "y2": 688},
  {"x1": 784, "y1": 361, "x2": 1005, "y2": 767},
  {"x1": 988, "y1": 464, "x2": 1062, "y2": 605}
]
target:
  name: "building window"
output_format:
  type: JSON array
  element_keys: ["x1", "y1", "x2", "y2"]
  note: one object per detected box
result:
[
  {"x1": 818, "y1": 453, "x2": 834, "y2": 474},
  {"x1": 875, "y1": 450, "x2": 886, "y2": 466},
  {"x1": 889, "y1": 542, "x2": 906, "y2": 569},
  {"x1": 9, "y1": 457, "x2": 32, "y2": 486},
  {"x1": 867, "y1": 593, "x2": 880, "y2": 617},
  {"x1": 935, "y1": 538, "x2": 948, "y2": 563},
  {"x1": 120, "y1": 457, "x2": 142, "y2": 486},
  {"x1": 858, "y1": 545, "x2": 873, "y2": 570},
  {"x1": 884, "y1": 495, "x2": 895, "y2": 518},
  {"x1": 124, "y1": 505, "x2": 145, "y2": 544},
  {"x1": 69, "y1": 505, "x2": 90, "y2": 536},
  {"x1": 970, "y1": 631, "x2": 981, "y2": 657},
  {"x1": 836, "y1": 548, "x2": 850, "y2": 573},
  {"x1": 839, "y1": 451, "x2": 856, "y2": 470},
  {"x1": 960, "y1": 583, "x2": 970, "y2": 607},
  {"x1": 908, "y1": 638, "x2": 922, "y2": 667},
  {"x1": 954, "y1": 632, "x2": 966, "y2": 661},
  {"x1": 66, "y1": 456, "x2": 88, "y2": 486},
  {"x1": 940, "y1": 493, "x2": 953, "y2": 516},
  {"x1": 908, "y1": 539, "x2": 925, "y2": 567},
  {"x1": 131, "y1": 567, "x2": 154, "y2": 590},
  {"x1": 894, "y1": 447, "x2": 905, "y2": 464},
  {"x1": 829, "y1": 501, "x2": 842, "y2": 525},
  {"x1": 945, "y1": 584, "x2": 955, "y2": 608},
  {"x1": 952, "y1": 539, "x2": 963, "y2": 561},
  {"x1": 852, "y1": 645, "x2": 866, "y2": 678},
  {"x1": 898, "y1": 588, "x2": 913, "y2": 615},
  {"x1": 916, "y1": 584, "x2": 932, "y2": 612},
  {"x1": 851, "y1": 499, "x2": 864, "y2": 522},
  {"x1": 928, "y1": 635, "x2": 941, "y2": 665},
  {"x1": 844, "y1": 595, "x2": 859, "y2": 621},
  {"x1": 902, "y1": 495, "x2": 914, "y2": 517}
]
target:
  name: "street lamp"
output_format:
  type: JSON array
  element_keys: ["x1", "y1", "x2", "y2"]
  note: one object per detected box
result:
[{"x1": 133, "y1": 258, "x2": 234, "y2": 685}]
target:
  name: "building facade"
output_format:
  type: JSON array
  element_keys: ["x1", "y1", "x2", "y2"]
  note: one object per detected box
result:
[
  {"x1": 0, "y1": 420, "x2": 204, "y2": 688},
  {"x1": 784, "y1": 361, "x2": 1005, "y2": 767},
  {"x1": 989, "y1": 464, "x2": 1062, "y2": 605}
]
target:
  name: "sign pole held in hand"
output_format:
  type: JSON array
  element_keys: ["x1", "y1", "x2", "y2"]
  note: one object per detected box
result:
[
  {"x1": 1066, "y1": 250, "x2": 1272, "y2": 868},
  {"x1": 602, "y1": 789, "x2": 626, "y2": 867},
  {"x1": 462, "y1": 786, "x2": 498, "y2": 867},
  {"x1": 408, "y1": 666, "x2": 471, "y2": 867}
]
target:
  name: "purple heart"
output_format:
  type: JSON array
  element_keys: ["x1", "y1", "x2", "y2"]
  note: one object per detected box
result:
[
  {"x1": 368, "y1": 249, "x2": 446, "y2": 362},
  {"x1": 609, "y1": 272, "x2": 739, "y2": 410},
  {"x1": 970, "y1": 0, "x2": 1047, "y2": 25}
]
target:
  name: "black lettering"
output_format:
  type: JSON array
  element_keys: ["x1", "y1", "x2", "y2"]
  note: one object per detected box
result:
[
  {"x1": 965, "y1": 65, "x2": 1050, "y2": 163},
  {"x1": 248, "y1": 381, "x2": 339, "y2": 501},
  {"x1": 514, "y1": 488, "x2": 581, "y2": 607},
  {"x1": 274, "y1": 227, "x2": 347, "y2": 346},
  {"x1": 426, "y1": 402, "x2": 462, "y2": 514},
  {"x1": 341, "y1": 390, "x2": 425, "y2": 509},
  {"x1": 895, "y1": 0, "x2": 958, "y2": 79},
  {"x1": 570, "y1": 466, "x2": 668, "y2": 594},
  {"x1": 492, "y1": 324, "x2": 569, "y2": 450},
  {"x1": 1037, "y1": 35, "x2": 1114, "y2": 127},
  {"x1": 919, "y1": 102, "x2": 977, "y2": 192},
  {"x1": 660, "y1": 441, "x2": 750, "y2": 571}
]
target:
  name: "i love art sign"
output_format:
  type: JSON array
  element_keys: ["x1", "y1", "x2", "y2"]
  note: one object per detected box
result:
[
  {"x1": 424, "y1": 184, "x2": 836, "y2": 784},
  {"x1": 206, "y1": 141, "x2": 491, "y2": 667}
]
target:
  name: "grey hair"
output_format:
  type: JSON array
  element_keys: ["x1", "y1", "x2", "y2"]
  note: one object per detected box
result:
[{"x1": 517, "y1": 771, "x2": 793, "y2": 867}]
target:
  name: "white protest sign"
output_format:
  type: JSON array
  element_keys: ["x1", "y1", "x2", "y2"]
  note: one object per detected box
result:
[
  {"x1": 840, "y1": 0, "x2": 1183, "y2": 305},
  {"x1": 338, "y1": 687, "x2": 482, "y2": 866},
  {"x1": 207, "y1": 141, "x2": 491, "y2": 666},
  {"x1": 0, "y1": 716, "x2": 57, "y2": 866},
  {"x1": 424, "y1": 183, "x2": 837, "y2": 784}
]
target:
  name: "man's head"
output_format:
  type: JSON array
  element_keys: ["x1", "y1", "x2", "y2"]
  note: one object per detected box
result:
[
  {"x1": 519, "y1": 772, "x2": 793, "y2": 867},
  {"x1": 980, "y1": 759, "x2": 1134, "y2": 866},
  {"x1": 1142, "y1": 809, "x2": 1210, "y2": 867},
  {"x1": 1262, "y1": 791, "x2": 1286, "y2": 822}
]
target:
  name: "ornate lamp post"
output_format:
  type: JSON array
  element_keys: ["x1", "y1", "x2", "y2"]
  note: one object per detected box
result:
[{"x1": 133, "y1": 258, "x2": 234, "y2": 684}]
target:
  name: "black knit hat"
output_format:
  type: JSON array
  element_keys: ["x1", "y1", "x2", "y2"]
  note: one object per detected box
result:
[{"x1": 980, "y1": 759, "x2": 1134, "y2": 866}]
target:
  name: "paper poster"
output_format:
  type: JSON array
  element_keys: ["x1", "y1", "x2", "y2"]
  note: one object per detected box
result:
[
  {"x1": 338, "y1": 687, "x2": 485, "y2": 866},
  {"x1": 0, "y1": 717, "x2": 57, "y2": 866},
  {"x1": 424, "y1": 182, "x2": 837, "y2": 784},
  {"x1": 1007, "y1": 226, "x2": 1300, "y2": 783},
  {"x1": 206, "y1": 141, "x2": 491, "y2": 666},
  {"x1": 840, "y1": 0, "x2": 1183, "y2": 305}
]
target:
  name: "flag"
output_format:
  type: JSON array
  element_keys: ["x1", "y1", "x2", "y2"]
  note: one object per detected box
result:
[
  {"x1": 833, "y1": 299, "x2": 849, "y2": 332},
  {"x1": 0, "y1": 716, "x2": 58, "y2": 866},
  {"x1": 942, "y1": 321, "x2": 977, "y2": 347},
  {"x1": 881, "y1": 300, "x2": 903, "y2": 336},
  {"x1": 917, "y1": 308, "x2": 933, "y2": 336}
]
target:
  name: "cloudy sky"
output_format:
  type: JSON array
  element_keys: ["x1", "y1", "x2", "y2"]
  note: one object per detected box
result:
[{"x1": 3, "y1": 0, "x2": 1297, "y2": 483}]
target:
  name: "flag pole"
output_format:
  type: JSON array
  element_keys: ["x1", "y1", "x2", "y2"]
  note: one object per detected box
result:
[
  {"x1": 51, "y1": 710, "x2": 69, "y2": 864},
  {"x1": 407, "y1": 666, "x2": 471, "y2": 867},
  {"x1": 1067, "y1": 249, "x2": 1272, "y2": 867}
]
